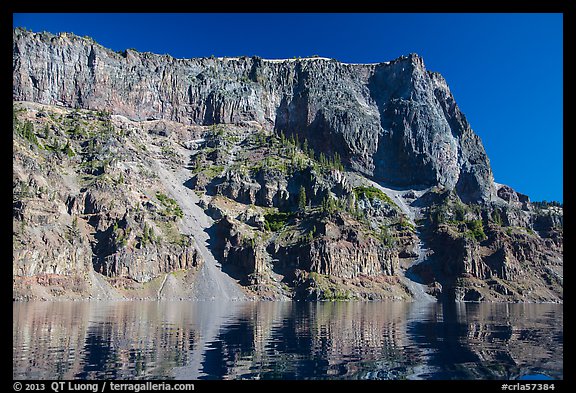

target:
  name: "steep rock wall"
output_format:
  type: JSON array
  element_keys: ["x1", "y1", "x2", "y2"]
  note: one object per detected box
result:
[{"x1": 13, "y1": 29, "x2": 495, "y2": 202}]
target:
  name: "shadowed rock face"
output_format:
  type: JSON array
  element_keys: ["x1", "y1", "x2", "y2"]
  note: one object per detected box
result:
[{"x1": 13, "y1": 29, "x2": 495, "y2": 203}]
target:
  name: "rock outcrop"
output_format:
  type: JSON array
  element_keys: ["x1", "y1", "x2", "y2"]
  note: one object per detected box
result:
[
  {"x1": 13, "y1": 28, "x2": 495, "y2": 203},
  {"x1": 411, "y1": 189, "x2": 563, "y2": 302},
  {"x1": 12, "y1": 29, "x2": 562, "y2": 302},
  {"x1": 12, "y1": 101, "x2": 208, "y2": 300}
]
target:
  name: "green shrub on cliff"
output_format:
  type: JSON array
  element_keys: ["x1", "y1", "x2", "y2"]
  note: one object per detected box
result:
[
  {"x1": 353, "y1": 186, "x2": 394, "y2": 205},
  {"x1": 16, "y1": 119, "x2": 41, "y2": 147},
  {"x1": 378, "y1": 225, "x2": 396, "y2": 248},
  {"x1": 308, "y1": 272, "x2": 351, "y2": 301},
  {"x1": 156, "y1": 192, "x2": 183, "y2": 219},
  {"x1": 298, "y1": 186, "x2": 307, "y2": 209},
  {"x1": 491, "y1": 208, "x2": 503, "y2": 226},
  {"x1": 465, "y1": 219, "x2": 487, "y2": 242},
  {"x1": 264, "y1": 211, "x2": 294, "y2": 232}
]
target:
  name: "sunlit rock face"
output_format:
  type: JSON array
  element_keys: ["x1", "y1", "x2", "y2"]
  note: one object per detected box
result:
[
  {"x1": 13, "y1": 29, "x2": 495, "y2": 203},
  {"x1": 12, "y1": 29, "x2": 561, "y2": 303}
]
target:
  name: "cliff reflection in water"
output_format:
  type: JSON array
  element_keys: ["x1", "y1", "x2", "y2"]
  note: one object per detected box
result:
[{"x1": 13, "y1": 301, "x2": 562, "y2": 380}]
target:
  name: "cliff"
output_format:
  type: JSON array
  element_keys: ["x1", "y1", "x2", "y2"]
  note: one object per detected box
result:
[
  {"x1": 12, "y1": 28, "x2": 562, "y2": 302},
  {"x1": 13, "y1": 28, "x2": 495, "y2": 203}
]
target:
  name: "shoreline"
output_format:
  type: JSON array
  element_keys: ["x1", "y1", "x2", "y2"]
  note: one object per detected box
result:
[{"x1": 12, "y1": 297, "x2": 563, "y2": 304}]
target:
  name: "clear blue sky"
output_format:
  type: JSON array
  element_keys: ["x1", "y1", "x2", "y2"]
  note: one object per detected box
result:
[{"x1": 13, "y1": 13, "x2": 563, "y2": 202}]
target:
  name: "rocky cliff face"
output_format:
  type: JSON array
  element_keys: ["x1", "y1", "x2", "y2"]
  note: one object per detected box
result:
[
  {"x1": 409, "y1": 188, "x2": 563, "y2": 302},
  {"x1": 13, "y1": 28, "x2": 495, "y2": 203},
  {"x1": 12, "y1": 101, "x2": 212, "y2": 300},
  {"x1": 12, "y1": 28, "x2": 562, "y2": 302}
]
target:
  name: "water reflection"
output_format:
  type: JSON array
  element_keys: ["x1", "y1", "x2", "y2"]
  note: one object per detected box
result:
[{"x1": 13, "y1": 301, "x2": 562, "y2": 380}]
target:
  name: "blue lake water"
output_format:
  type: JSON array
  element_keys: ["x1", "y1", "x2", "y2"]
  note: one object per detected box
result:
[{"x1": 13, "y1": 301, "x2": 562, "y2": 380}]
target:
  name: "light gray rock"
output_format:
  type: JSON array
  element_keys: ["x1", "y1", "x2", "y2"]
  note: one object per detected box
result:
[{"x1": 13, "y1": 29, "x2": 495, "y2": 202}]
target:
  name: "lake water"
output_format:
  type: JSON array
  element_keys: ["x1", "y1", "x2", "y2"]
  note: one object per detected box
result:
[{"x1": 13, "y1": 301, "x2": 562, "y2": 380}]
